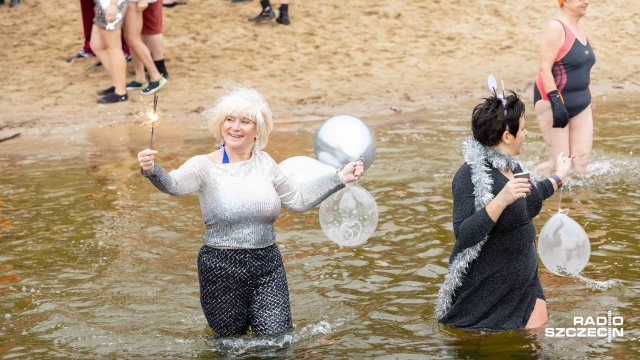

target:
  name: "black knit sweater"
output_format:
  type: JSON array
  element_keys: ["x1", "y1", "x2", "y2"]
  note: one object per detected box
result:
[{"x1": 438, "y1": 162, "x2": 555, "y2": 331}]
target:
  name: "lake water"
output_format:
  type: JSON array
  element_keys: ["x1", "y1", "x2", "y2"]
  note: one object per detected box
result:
[{"x1": 1, "y1": 95, "x2": 638, "y2": 358}]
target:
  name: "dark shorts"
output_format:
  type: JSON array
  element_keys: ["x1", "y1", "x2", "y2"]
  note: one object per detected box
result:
[
  {"x1": 93, "y1": 2, "x2": 128, "y2": 31},
  {"x1": 142, "y1": 0, "x2": 163, "y2": 35},
  {"x1": 197, "y1": 244, "x2": 293, "y2": 337}
]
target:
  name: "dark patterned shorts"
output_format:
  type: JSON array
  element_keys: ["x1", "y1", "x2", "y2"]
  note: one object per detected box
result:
[{"x1": 197, "y1": 244, "x2": 293, "y2": 337}]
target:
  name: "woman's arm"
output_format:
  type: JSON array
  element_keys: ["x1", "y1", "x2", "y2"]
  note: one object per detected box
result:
[
  {"x1": 140, "y1": 155, "x2": 204, "y2": 196},
  {"x1": 452, "y1": 165, "x2": 530, "y2": 253},
  {"x1": 274, "y1": 161, "x2": 345, "y2": 213},
  {"x1": 538, "y1": 20, "x2": 565, "y2": 93},
  {"x1": 451, "y1": 165, "x2": 497, "y2": 254},
  {"x1": 526, "y1": 153, "x2": 574, "y2": 217}
]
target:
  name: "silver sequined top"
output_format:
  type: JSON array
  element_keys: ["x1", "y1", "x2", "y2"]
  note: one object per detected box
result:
[{"x1": 144, "y1": 151, "x2": 344, "y2": 248}]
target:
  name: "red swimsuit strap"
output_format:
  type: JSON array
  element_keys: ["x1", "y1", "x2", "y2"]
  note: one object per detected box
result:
[{"x1": 555, "y1": 19, "x2": 577, "y2": 62}]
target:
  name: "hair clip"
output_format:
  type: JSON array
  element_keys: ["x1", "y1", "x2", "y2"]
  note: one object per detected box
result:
[{"x1": 487, "y1": 75, "x2": 508, "y2": 115}]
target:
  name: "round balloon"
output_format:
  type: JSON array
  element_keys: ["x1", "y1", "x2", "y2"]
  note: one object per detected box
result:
[
  {"x1": 279, "y1": 156, "x2": 337, "y2": 190},
  {"x1": 538, "y1": 213, "x2": 591, "y2": 276},
  {"x1": 314, "y1": 115, "x2": 376, "y2": 171},
  {"x1": 319, "y1": 183, "x2": 378, "y2": 246}
]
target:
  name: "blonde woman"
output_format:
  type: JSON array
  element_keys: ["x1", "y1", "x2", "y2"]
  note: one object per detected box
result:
[{"x1": 137, "y1": 86, "x2": 364, "y2": 337}]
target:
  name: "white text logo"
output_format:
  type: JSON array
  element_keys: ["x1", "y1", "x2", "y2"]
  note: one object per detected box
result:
[{"x1": 545, "y1": 311, "x2": 623, "y2": 342}]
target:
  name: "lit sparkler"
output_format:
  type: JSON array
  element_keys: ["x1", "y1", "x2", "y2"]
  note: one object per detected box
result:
[{"x1": 149, "y1": 94, "x2": 159, "y2": 149}]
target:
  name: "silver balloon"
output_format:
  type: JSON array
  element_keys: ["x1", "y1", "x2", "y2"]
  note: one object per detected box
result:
[
  {"x1": 538, "y1": 213, "x2": 591, "y2": 276},
  {"x1": 319, "y1": 183, "x2": 378, "y2": 246},
  {"x1": 314, "y1": 115, "x2": 376, "y2": 171},
  {"x1": 279, "y1": 156, "x2": 337, "y2": 190}
]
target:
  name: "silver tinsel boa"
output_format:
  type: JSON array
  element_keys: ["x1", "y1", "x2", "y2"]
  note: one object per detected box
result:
[{"x1": 435, "y1": 136, "x2": 520, "y2": 319}]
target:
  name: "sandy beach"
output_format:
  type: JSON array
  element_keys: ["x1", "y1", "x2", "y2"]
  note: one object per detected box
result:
[{"x1": 0, "y1": 0, "x2": 638, "y2": 138}]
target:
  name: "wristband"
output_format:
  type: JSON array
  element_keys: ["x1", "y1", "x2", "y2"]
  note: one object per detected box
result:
[{"x1": 550, "y1": 174, "x2": 562, "y2": 189}]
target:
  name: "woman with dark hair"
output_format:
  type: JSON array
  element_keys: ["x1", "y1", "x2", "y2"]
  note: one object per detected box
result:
[{"x1": 435, "y1": 91, "x2": 574, "y2": 331}]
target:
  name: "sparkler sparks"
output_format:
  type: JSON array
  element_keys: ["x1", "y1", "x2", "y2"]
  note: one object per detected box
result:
[{"x1": 136, "y1": 94, "x2": 161, "y2": 149}]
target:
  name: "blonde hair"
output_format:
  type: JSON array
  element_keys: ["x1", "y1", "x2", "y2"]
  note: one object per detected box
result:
[{"x1": 203, "y1": 85, "x2": 273, "y2": 150}]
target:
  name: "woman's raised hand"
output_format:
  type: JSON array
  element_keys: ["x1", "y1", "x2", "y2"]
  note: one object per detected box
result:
[
  {"x1": 138, "y1": 149, "x2": 158, "y2": 174},
  {"x1": 555, "y1": 152, "x2": 575, "y2": 180},
  {"x1": 339, "y1": 160, "x2": 365, "y2": 184}
]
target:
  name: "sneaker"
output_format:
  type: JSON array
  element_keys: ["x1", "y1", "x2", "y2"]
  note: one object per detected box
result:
[
  {"x1": 140, "y1": 77, "x2": 167, "y2": 95},
  {"x1": 125, "y1": 53, "x2": 132, "y2": 62},
  {"x1": 231, "y1": 0, "x2": 252, "y2": 3},
  {"x1": 126, "y1": 80, "x2": 148, "y2": 90},
  {"x1": 248, "y1": 9, "x2": 275, "y2": 22},
  {"x1": 97, "y1": 92, "x2": 128, "y2": 104},
  {"x1": 78, "y1": 49, "x2": 93, "y2": 57},
  {"x1": 276, "y1": 12, "x2": 290, "y2": 25},
  {"x1": 97, "y1": 86, "x2": 115, "y2": 96},
  {"x1": 66, "y1": 48, "x2": 94, "y2": 62},
  {"x1": 10, "y1": 0, "x2": 20, "y2": 7}
]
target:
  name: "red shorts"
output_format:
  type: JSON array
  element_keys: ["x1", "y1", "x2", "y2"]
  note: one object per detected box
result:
[{"x1": 142, "y1": 0, "x2": 163, "y2": 35}]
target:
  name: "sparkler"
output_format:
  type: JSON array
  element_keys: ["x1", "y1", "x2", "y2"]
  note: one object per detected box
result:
[{"x1": 149, "y1": 94, "x2": 159, "y2": 149}]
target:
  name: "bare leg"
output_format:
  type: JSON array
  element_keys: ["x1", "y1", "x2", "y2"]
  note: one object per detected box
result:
[
  {"x1": 124, "y1": 4, "x2": 162, "y2": 82},
  {"x1": 90, "y1": 24, "x2": 113, "y2": 81},
  {"x1": 92, "y1": 24, "x2": 126, "y2": 95},
  {"x1": 142, "y1": 33, "x2": 164, "y2": 60},
  {"x1": 131, "y1": 51, "x2": 147, "y2": 84},
  {"x1": 568, "y1": 106, "x2": 593, "y2": 174},
  {"x1": 525, "y1": 298, "x2": 548, "y2": 329},
  {"x1": 534, "y1": 100, "x2": 570, "y2": 176}
]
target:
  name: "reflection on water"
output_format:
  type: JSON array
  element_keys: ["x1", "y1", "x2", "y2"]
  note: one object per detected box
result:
[{"x1": 1, "y1": 97, "x2": 639, "y2": 358}]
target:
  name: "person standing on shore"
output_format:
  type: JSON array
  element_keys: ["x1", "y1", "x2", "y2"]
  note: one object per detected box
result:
[
  {"x1": 91, "y1": 0, "x2": 130, "y2": 103},
  {"x1": 248, "y1": 0, "x2": 290, "y2": 25},
  {"x1": 123, "y1": 0, "x2": 168, "y2": 95},
  {"x1": 533, "y1": 0, "x2": 595, "y2": 175}
]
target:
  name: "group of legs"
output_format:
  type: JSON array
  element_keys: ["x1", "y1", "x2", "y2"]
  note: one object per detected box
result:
[{"x1": 83, "y1": 0, "x2": 168, "y2": 103}]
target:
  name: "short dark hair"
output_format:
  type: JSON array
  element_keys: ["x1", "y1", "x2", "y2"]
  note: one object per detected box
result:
[{"x1": 471, "y1": 91, "x2": 525, "y2": 147}]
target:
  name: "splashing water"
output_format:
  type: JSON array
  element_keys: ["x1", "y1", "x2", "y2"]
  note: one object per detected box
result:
[
  {"x1": 204, "y1": 317, "x2": 352, "y2": 357},
  {"x1": 574, "y1": 274, "x2": 619, "y2": 291}
]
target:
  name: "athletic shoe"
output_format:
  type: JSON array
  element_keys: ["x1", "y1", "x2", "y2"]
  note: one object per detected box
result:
[
  {"x1": 10, "y1": 0, "x2": 20, "y2": 7},
  {"x1": 125, "y1": 53, "x2": 132, "y2": 62},
  {"x1": 97, "y1": 86, "x2": 115, "y2": 96},
  {"x1": 79, "y1": 49, "x2": 93, "y2": 57},
  {"x1": 248, "y1": 9, "x2": 275, "y2": 22},
  {"x1": 126, "y1": 80, "x2": 148, "y2": 90},
  {"x1": 140, "y1": 77, "x2": 167, "y2": 95},
  {"x1": 97, "y1": 92, "x2": 128, "y2": 104},
  {"x1": 276, "y1": 12, "x2": 290, "y2": 25},
  {"x1": 231, "y1": 0, "x2": 252, "y2": 3}
]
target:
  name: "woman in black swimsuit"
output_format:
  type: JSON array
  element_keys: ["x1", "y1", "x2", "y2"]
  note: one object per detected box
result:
[{"x1": 534, "y1": 0, "x2": 595, "y2": 175}]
